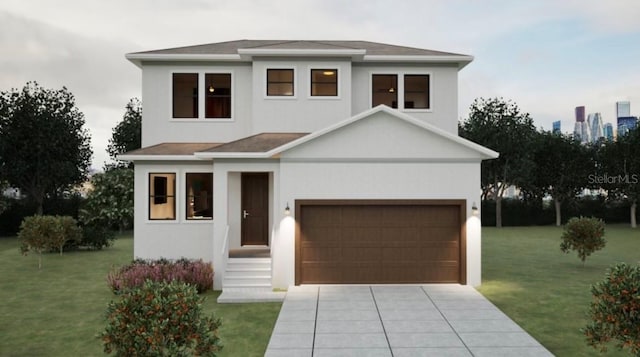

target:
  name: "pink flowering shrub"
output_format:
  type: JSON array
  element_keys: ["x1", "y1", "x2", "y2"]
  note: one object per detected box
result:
[{"x1": 107, "y1": 258, "x2": 213, "y2": 294}]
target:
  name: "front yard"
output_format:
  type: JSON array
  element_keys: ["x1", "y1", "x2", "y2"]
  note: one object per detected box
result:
[
  {"x1": 478, "y1": 224, "x2": 639, "y2": 357},
  {"x1": 1, "y1": 225, "x2": 638, "y2": 356},
  {"x1": 0, "y1": 235, "x2": 280, "y2": 357}
]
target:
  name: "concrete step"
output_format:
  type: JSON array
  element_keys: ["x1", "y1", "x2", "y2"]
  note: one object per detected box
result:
[
  {"x1": 225, "y1": 269, "x2": 271, "y2": 278},
  {"x1": 223, "y1": 257, "x2": 273, "y2": 289},
  {"x1": 222, "y1": 281, "x2": 272, "y2": 289}
]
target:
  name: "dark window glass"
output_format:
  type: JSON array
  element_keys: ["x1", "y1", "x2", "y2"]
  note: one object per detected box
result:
[
  {"x1": 149, "y1": 173, "x2": 176, "y2": 220},
  {"x1": 311, "y1": 69, "x2": 338, "y2": 96},
  {"x1": 186, "y1": 173, "x2": 213, "y2": 220},
  {"x1": 404, "y1": 75, "x2": 430, "y2": 109},
  {"x1": 372, "y1": 74, "x2": 397, "y2": 108},
  {"x1": 173, "y1": 73, "x2": 198, "y2": 118},
  {"x1": 267, "y1": 69, "x2": 294, "y2": 96},
  {"x1": 205, "y1": 73, "x2": 231, "y2": 118}
]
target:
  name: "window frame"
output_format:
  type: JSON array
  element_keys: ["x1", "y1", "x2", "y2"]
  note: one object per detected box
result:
[
  {"x1": 369, "y1": 71, "x2": 432, "y2": 112},
  {"x1": 309, "y1": 68, "x2": 339, "y2": 98},
  {"x1": 185, "y1": 172, "x2": 213, "y2": 221},
  {"x1": 264, "y1": 67, "x2": 297, "y2": 99},
  {"x1": 172, "y1": 73, "x2": 199, "y2": 118},
  {"x1": 403, "y1": 74, "x2": 430, "y2": 110},
  {"x1": 170, "y1": 70, "x2": 234, "y2": 121},
  {"x1": 148, "y1": 172, "x2": 177, "y2": 221}
]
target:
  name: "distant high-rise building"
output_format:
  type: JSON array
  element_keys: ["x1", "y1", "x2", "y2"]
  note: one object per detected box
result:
[
  {"x1": 574, "y1": 120, "x2": 590, "y2": 144},
  {"x1": 618, "y1": 116, "x2": 638, "y2": 136},
  {"x1": 575, "y1": 106, "x2": 585, "y2": 122},
  {"x1": 603, "y1": 123, "x2": 614, "y2": 141},
  {"x1": 616, "y1": 101, "x2": 631, "y2": 118},
  {"x1": 552, "y1": 120, "x2": 561, "y2": 134},
  {"x1": 588, "y1": 113, "x2": 604, "y2": 142}
]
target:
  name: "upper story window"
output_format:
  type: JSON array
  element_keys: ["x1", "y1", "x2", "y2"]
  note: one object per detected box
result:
[
  {"x1": 404, "y1": 75, "x2": 430, "y2": 109},
  {"x1": 149, "y1": 173, "x2": 176, "y2": 220},
  {"x1": 310, "y1": 69, "x2": 338, "y2": 97},
  {"x1": 205, "y1": 74, "x2": 231, "y2": 118},
  {"x1": 372, "y1": 73, "x2": 431, "y2": 110},
  {"x1": 173, "y1": 73, "x2": 198, "y2": 118},
  {"x1": 372, "y1": 74, "x2": 398, "y2": 108},
  {"x1": 267, "y1": 69, "x2": 294, "y2": 96},
  {"x1": 172, "y1": 72, "x2": 232, "y2": 120}
]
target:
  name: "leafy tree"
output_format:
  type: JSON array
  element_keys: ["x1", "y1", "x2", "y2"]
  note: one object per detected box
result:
[
  {"x1": 18, "y1": 215, "x2": 82, "y2": 268},
  {"x1": 585, "y1": 262, "x2": 640, "y2": 355},
  {"x1": 560, "y1": 217, "x2": 606, "y2": 264},
  {"x1": 80, "y1": 167, "x2": 133, "y2": 232},
  {"x1": 459, "y1": 97, "x2": 537, "y2": 227},
  {"x1": 598, "y1": 127, "x2": 640, "y2": 228},
  {"x1": 107, "y1": 98, "x2": 141, "y2": 166},
  {"x1": 0, "y1": 82, "x2": 92, "y2": 215},
  {"x1": 530, "y1": 131, "x2": 593, "y2": 226}
]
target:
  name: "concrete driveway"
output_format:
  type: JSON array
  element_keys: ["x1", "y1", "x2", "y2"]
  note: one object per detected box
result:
[{"x1": 265, "y1": 285, "x2": 553, "y2": 357}]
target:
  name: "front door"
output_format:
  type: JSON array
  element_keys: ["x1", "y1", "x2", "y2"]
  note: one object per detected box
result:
[{"x1": 241, "y1": 173, "x2": 269, "y2": 246}]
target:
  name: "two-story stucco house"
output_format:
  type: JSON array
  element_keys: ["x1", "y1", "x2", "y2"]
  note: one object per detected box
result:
[{"x1": 120, "y1": 40, "x2": 498, "y2": 297}]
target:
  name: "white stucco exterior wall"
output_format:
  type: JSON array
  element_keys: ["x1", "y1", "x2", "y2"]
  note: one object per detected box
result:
[
  {"x1": 351, "y1": 63, "x2": 460, "y2": 134},
  {"x1": 133, "y1": 161, "x2": 214, "y2": 262},
  {"x1": 273, "y1": 161, "x2": 482, "y2": 288}
]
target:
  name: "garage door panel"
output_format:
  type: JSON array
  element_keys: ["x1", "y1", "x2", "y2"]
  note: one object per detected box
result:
[
  {"x1": 341, "y1": 263, "x2": 383, "y2": 282},
  {"x1": 303, "y1": 206, "x2": 343, "y2": 226},
  {"x1": 382, "y1": 247, "x2": 423, "y2": 262},
  {"x1": 303, "y1": 226, "x2": 342, "y2": 241},
  {"x1": 342, "y1": 247, "x2": 382, "y2": 261},
  {"x1": 298, "y1": 202, "x2": 463, "y2": 284},
  {"x1": 342, "y1": 206, "x2": 382, "y2": 224},
  {"x1": 341, "y1": 227, "x2": 383, "y2": 243},
  {"x1": 417, "y1": 227, "x2": 459, "y2": 242},
  {"x1": 302, "y1": 246, "x2": 341, "y2": 262}
]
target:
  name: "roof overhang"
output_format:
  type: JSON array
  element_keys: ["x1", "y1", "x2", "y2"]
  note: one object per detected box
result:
[
  {"x1": 362, "y1": 55, "x2": 474, "y2": 68},
  {"x1": 237, "y1": 48, "x2": 366, "y2": 61},
  {"x1": 125, "y1": 53, "x2": 243, "y2": 68}
]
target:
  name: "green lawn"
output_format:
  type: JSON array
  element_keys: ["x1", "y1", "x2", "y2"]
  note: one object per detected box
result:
[
  {"x1": 478, "y1": 224, "x2": 640, "y2": 357},
  {"x1": 0, "y1": 235, "x2": 281, "y2": 357}
]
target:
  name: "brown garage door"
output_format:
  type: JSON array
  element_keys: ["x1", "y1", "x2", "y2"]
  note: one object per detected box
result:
[{"x1": 296, "y1": 200, "x2": 465, "y2": 284}]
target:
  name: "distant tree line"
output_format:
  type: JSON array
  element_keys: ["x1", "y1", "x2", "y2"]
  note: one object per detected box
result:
[{"x1": 460, "y1": 97, "x2": 640, "y2": 228}]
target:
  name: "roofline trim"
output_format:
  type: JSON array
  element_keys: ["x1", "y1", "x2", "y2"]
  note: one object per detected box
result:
[
  {"x1": 268, "y1": 105, "x2": 499, "y2": 159},
  {"x1": 117, "y1": 154, "x2": 205, "y2": 161}
]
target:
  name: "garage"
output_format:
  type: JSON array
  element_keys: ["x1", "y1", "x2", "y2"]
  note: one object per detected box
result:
[{"x1": 295, "y1": 200, "x2": 466, "y2": 285}]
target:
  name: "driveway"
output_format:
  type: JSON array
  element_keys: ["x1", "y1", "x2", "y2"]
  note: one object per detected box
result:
[{"x1": 265, "y1": 285, "x2": 553, "y2": 357}]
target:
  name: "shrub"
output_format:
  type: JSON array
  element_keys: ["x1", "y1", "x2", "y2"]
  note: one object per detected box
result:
[
  {"x1": 584, "y1": 263, "x2": 640, "y2": 355},
  {"x1": 101, "y1": 280, "x2": 222, "y2": 356},
  {"x1": 560, "y1": 216, "x2": 606, "y2": 264},
  {"x1": 18, "y1": 215, "x2": 82, "y2": 268},
  {"x1": 79, "y1": 223, "x2": 115, "y2": 250},
  {"x1": 107, "y1": 258, "x2": 214, "y2": 294}
]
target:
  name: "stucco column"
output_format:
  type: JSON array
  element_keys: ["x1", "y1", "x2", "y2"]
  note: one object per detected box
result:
[{"x1": 212, "y1": 162, "x2": 228, "y2": 290}]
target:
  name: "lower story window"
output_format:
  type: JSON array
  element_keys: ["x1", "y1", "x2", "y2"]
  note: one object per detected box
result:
[
  {"x1": 186, "y1": 173, "x2": 213, "y2": 220},
  {"x1": 149, "y1": 173, "x2": 176, "y2": 220}
]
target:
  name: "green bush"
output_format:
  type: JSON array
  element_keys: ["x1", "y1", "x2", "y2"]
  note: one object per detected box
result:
[
  {"x1": 101, "y1": 280, "x2": 222, "y2": 356},
  {"x1": 584, "y1": 263, "x2": 640, "y2": 355},
  {"x1": 560, "y1": 217, "x2": 606, "y2": 263},
  {"x1": 18, "y1": 215, "x2": 82, "y2": 268},
  {"x1": 79, "y1": 224, "x2": 115, "y2": 250}
]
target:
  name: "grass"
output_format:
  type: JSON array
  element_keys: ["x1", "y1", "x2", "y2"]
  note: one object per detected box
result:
[
  {"x1": 0, "y1": 234, "x2": 281, "y2": 356},
  {"x1": 477, "y1": 224, "x2": 640, "y2": 357}
]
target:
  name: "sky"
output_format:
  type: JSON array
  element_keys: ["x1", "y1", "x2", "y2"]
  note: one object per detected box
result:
[{"x1": 1, "y1": 0, "x2": 639, "y2": 169}]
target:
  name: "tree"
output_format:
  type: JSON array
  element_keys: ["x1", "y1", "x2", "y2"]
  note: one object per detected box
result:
[
  {"x1": 598, "y1": 128, "x2": 640, "y2": 228},
  {"x1": 107, "y1": 98, "x2": 141, "y2": 165},
  {"x1": 0, "y1": 82, "x2": 92, "y2": 215},
  {"x1": 80, "y1": 167, "x2": 134, "y2": 232},
  {"x1": 459, "y1": 97, "x2": 537, "y2": 227},
  {"x1": 560, "y1": 216, "x2": 606, "y2": 264},
  {"x1": 531, "y1": 131, "x2": 593, "y2": 226}
]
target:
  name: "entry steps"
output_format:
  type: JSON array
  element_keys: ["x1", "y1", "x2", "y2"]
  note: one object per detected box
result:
[{"x1": 218, "y1": 257, "x2": 285, "y2": 303}]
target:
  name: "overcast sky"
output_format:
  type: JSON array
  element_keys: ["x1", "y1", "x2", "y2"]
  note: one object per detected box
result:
[{"x1": 1, "y1": 0, "x2": 639, "y2": 169}]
